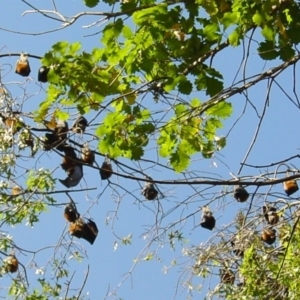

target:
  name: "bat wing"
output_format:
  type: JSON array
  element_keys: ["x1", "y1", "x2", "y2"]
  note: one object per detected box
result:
[
  {"x1": 82, "y1": 219, "x2": 98, "y2": 245},
  {"x1": 59, "y1": 164, "x2": 83, "y2": 188}
]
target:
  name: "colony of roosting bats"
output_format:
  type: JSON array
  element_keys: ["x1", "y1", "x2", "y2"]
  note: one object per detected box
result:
[{"x1": 1, "y1": 53, "x2": 162, "y2": 273}]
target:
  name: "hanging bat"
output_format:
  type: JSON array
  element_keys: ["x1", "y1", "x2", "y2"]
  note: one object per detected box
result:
[
  {"x1": 100, "y1": 159, "x2": 113, "y2": 180},
  {"x1": 15, "y1": 52, "x2": 31, "y2": 77},
  {"x1": 142, "y1": 182, "x2": 158, "y2": 200},
  {"x1": 43, "y1": 133, "x2": 60, "y2": 151},
  {"x1": 54, "y1": 120, "x2": 69, "y2": 140},
  {"x1": 263, "y1": 205, "x2": 279, "y2": 225},
  {"x1": 81, "y1": 143, "x2": 95, "y2": 165},
  {"x1": 61, "y1": 146, "x2": 78, "y2": 171},
  {"x1": 59, "y1": 164, "x2": 83, "y2": 188},
  {"x1": 69, "y1": 218, "x2": 98, "y2": 245},
  {"x1": 261, "y1": 228, "x2": 276, "y2": 245},
  {"x1": 283, "y1": 179, "x2": 299, "y2": 196},
  {"x1": 4, "y1": 254, "x2": 18, "y2": 273},
  {"x1": 60, "y1": 145, "x2": 83, "y2": 188},
  {"x1": 38, "y1": 66, "x2": 49, "y2": 83},
  {"x1": 43, "y1": 120, "x2": 69, "y2": 151},
  {"x1": 71, "y1": 116, "x2": 88, "y2": 134},
  {"x1": 200, "y1": 206, "x2": 215, "y2": 230},
  {"x1": 64, "y1": 202, "x2": 80, "y2": 223},
  {"x1": 233, "y1": 185, "x2": 249, "y2": 202}
]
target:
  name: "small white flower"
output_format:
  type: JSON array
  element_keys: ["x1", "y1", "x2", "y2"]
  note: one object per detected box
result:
[
  {"x1": 113, "y1": 241, "x2": 118, "y2": 251},
  {"x1": 35, "y1": 268, "x2": 44, "y2": 275}
]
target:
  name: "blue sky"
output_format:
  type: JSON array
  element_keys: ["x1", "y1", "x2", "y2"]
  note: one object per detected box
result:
[{"x1": 0, "y1": 1, "x2": 300, "y2": 299}]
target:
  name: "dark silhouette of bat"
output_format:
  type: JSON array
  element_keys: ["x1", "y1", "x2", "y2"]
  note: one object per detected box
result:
[
  {"x1": 200, "y1": 206, "x2": 215, "y2": 230},
  {"x1": 38, "y1": 66, "x2": 49, "y2": 83},
  {"x1": 59, "y1": 145, "x2": 83, "y2": 188},
  {"x1": 59, "y1": 164, "x2": 83, "y2": 188},
  {"x1": 233, "y1": 185, "x2": 249, "y2": 202},
  {"x1": 64, "y1": 202, "x2": 80, "y2": 223},
  {"x1": 142, "y1": 182, "x2": 158, "y2": 200},
  {"x1": 54, "y1": 120, "x2": 69, "y2": 140},
  {"x1": 100, "y1": 159, "x2": 113, "y2": 180},
  {"x1": 71, "y1": 116, "x2": 88, "y2": 134},
  {"x1": 61, "y1": 146, "x2": 77, "y2": 171},
  {"x1": 43, "y1": 120, "x2": 69, "y2": 151}
]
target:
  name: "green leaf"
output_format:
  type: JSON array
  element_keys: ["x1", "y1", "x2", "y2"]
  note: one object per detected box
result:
[
  {"x1": 102, "y1": 19, "x2": 124, "y2": 45},
  {"x1": 257, "y1": 41, "x2": 278, "y2": 60},
  {"x1": 51, "y1": 41, "x2": 69, "y2": 53},
  {"x1": 174, "y1": 104, "x2": 187, "y2": 117},
  {"x1": 279, "y1": 44, "x2": 295, "y2": 61},
  {"x1": 122, "y1": 25, "x2": 133, "y2": 39},
  {"x1": 203, "y1": 23, "x2": 221, "y2": 42},
  {"x1": 261, "y1": 25, "x2": 275, "y2": 41},
  {"x1": 170, "y1": 144, "x2": 190, "y2": 172},
  {"x1": 158, "y1": 130, "x2": 177, "y2": 157},
  {"x1": 228, "y1": 30, "x2": 240, "y2": 46},
  {"x1": 206, "y1": 77, "x2": 223, "y2": 97},
  {"x1": 83, "y1": 0, "x2": 100, "y2": 8},
  {"x1": 252, "y1": 12, "x2": 264, "y2": 26},
  {"x1": 221, "y1": 12, "x2": 238, "y2": 29},
  {"x1": 178, "y1": 79, "x2": 193, "y2": 95},
  {"x1": 191, "y1": 98, "x2": 201, "y2": 108},
  {"x1": 133, "y1": 4, "x2": 168, "y2": 26},
  {"x1": 206, "y1": 102, "x2": 232, "y2": 118},
  {"x1": 55, "y1": 111, "x2": 69, "y2": 121},
  {"x1": 69, "y1": 42, "x2": 81, "y2": 54}
]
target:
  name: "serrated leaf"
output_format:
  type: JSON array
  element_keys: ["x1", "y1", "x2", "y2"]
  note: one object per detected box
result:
[
  {"x1": 52, "y1": 41, "x2": 69, "y2": 53},
  {"x1": 257, "y1": 41, "x2": 278, "y2": 60},
  {"x1": 133, "y1": 4, "x2": 168, "y2": 25},
  {"x1": 130, "y1": 146, "x2": 144, "y2": 160},
  {"x1": 102, "y1": 19, "x2": 124, "y2": 45},
  {"x1": 206, "y1": 102, "x2": 232, "y2": 118},
  {"x1": 178, "y1": 79, "x2": 193, "y2": 95},
  {"x1": 279, "y1": 44, "x2": 295, "y2": 61},
  {"x1": 206, "y1": 77, "x2": 223, "y2": 97},
  {"x1": 158, "y1": 131, "x2": 177, "y2": 157},
  {"x1": 170, "y1": 145, "x2": 190, "y2": 172}
]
